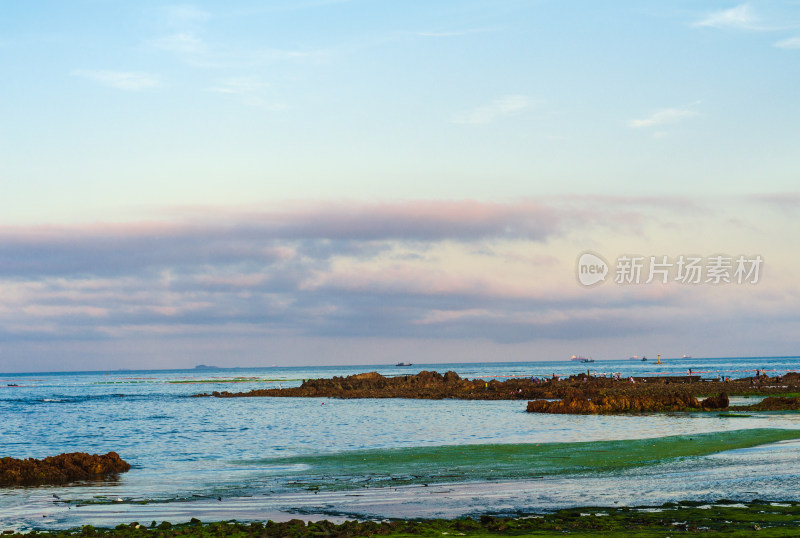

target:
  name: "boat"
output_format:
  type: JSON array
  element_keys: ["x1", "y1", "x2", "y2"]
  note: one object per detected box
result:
[
  {"x1": 641, "y1": 356, "x2": 648, "y2": 362},
  {"x1": 682, "y1": 354, "x2": 692, "y2": 359},
  {"x1": 396, "y1": 362, "x2": 413, "y2": 367},
  {"x1": 571, "y1": 355, "x2": 594, "y2": 363}
]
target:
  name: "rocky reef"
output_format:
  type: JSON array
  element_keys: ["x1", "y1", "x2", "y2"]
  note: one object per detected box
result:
[
  {"x1": 527, "y1": 387, "x2": 800, "y2": 415},
  {"x1": 732, "y1": 396, "x2": 800, "y2": 411},
  {"x1": 195, "y1": 369, "x2": 800, "y2": 415},
  {"x1": 199, "y1": 370, "x2": 539, "y2": 400},
  {"x1": 526, "y1": 392, "x2": 729, "y2": 414},
  {"x1": 0, "y1": 452, "x2": 131, "y2": 487}
]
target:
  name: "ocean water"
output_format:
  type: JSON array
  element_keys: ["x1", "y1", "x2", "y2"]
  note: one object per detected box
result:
[{"x1": 1, "y1": 357, "x2": 799, "y2": 529}]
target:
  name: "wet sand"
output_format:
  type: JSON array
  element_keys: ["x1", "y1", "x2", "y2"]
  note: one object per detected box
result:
[
  {"x1": 8, "y1": 429, "x2": 800, "y2": 532},
  {"x1": 10, "y1": 479, "x2": 800, "y2": 534}
]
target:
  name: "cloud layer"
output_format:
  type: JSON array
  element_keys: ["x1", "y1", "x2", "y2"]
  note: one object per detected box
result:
[
  {"x1": 0, "y1": 201, "x2": 566, "y2": 345},
  {"x1": 0, "y1": 196, "x2": 792, "y2": 360},
  {"x1": 451, "y1": 95, "x2": 533, "y2": 125},
  {"x1": 0, "y1": 196, "x2": 796, "y2": 372},
  {"x1": 693, "y1": 5, "x2": 759, "y2": 30},
  {"x1": 629, "y1": 106, "x2": 699, "y2": 129}
]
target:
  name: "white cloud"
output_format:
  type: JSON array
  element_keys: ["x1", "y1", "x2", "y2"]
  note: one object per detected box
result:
[
  {"x1": 149, "y1": 32, "x2": 206, "y2": 54},
  {"x1": 694, "y1": 4, "x2": 760, "y2": 30},
  {"x1": 161, "y1": 4, "x2": 211, "y2": 26},
  {"x1": 416, "y1": 28, "x2": 499, "y2": 38},
  {"x1": 629, "y1": 106, "x2": 699, "y2": 129},
  {"x1": 147, "y1": 31, "x2": 329, "y2": 69},
  {"x1": 208, "y1": 77, "x2": 286, "y2": 110},
  {"x1": 209, "y1": 78, "x2": 269, "y2": 95},
  {"x1": 451, "y1": 95, "x2": 532, "y2": 125},
  {"x1": 230, "y1": 0, "x2": 355, "y2": 16},
  {"x1": 145, "y1": 4, "x2": 330, "y2": 69},
  {"x1": 72, "y1": 70, "x2": 160, "y2": 91},
  {"x1": 774, "y1": 36, "x2": 800, "y2": 49}
]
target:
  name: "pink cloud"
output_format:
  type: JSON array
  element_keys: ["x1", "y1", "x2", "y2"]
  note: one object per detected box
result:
[{"x1": 1, "y1": 196, "x2": 794, "y2": 361}]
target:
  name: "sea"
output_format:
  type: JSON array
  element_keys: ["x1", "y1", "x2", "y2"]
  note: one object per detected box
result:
[{"x1": 1, "y1": 356, "x2": 799, "y2": 530}]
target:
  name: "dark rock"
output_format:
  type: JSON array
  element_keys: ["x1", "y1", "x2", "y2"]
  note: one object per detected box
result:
[
  {"x1": 701, "y1": 392, "x2": 729, "y2": 409},
  {"x1": 443, "y1": 371, "x2": 461, "y2": 383},
  {"x1": 527, "y1": 393, "x2": 701, "y2": 414},
  {"x1": 0, "y1": 452, "x2": 131, "y2": 487},
  {"x1": 740, "y1": 396, "x2": 800, "y2": 411}
]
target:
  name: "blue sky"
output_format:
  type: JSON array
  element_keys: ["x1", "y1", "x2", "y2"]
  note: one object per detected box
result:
[{"x1": 1, "y1": 1, "x2": 799, "y2": 371}]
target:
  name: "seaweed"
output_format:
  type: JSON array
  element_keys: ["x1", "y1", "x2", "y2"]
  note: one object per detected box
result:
[{"x1": 4, "y1": 501, "x2": 800, "y2": 536}]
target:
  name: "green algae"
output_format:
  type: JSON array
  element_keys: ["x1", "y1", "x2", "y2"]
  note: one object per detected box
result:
[
  {"x1": 5, "y1": 502, "x2": 800, "y2": 536},
  {"x1": 258, "y1": 428, "x2": 800, "y2": 490}
]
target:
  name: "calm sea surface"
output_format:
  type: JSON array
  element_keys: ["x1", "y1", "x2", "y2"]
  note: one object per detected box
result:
[{"x1": 1, "y1": 357, "x2": 799, "y2": 529}]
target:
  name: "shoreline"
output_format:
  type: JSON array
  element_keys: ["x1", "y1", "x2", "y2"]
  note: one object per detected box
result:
[
  {"x1": 5, "y1": 430, "x2": 799, "y2": 532},
  {"x1": 5, "y1": 500, "x2": 800, "y2": 536}
]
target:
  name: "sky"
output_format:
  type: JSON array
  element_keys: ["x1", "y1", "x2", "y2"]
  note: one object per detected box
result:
[{"x1": 1, "y1": 1, "x2": 799, "y2": 372}]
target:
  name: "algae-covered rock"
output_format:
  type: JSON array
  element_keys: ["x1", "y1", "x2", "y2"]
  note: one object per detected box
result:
[
  {"x1": 740, "y1": 396, "x2": 800, "y2": 411},
  {"x1": 527, "y1": 393, "x2": 702, "y2": 414},
  {"x1": 0, "y1": 452, "x2": 131, "y2": 487}
]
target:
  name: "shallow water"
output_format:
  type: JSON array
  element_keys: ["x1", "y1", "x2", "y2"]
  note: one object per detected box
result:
[{"x1": 1, "y1": 357, "x2": 799, "y2": 530}]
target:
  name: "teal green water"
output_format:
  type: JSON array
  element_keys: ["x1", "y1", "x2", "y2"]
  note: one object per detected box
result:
[{"x1": 253, "y1": 429, "x2": 800, "y2": 490}]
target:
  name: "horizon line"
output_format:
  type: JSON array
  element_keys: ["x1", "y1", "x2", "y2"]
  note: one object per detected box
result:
[{"x1": 2, "y1": 355, "x2": 798, "y2": 376}]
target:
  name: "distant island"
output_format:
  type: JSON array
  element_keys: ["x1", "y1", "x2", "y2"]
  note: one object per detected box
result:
[{"x1": 194, "y1": 364, "x2": 221, "y2": 370}]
